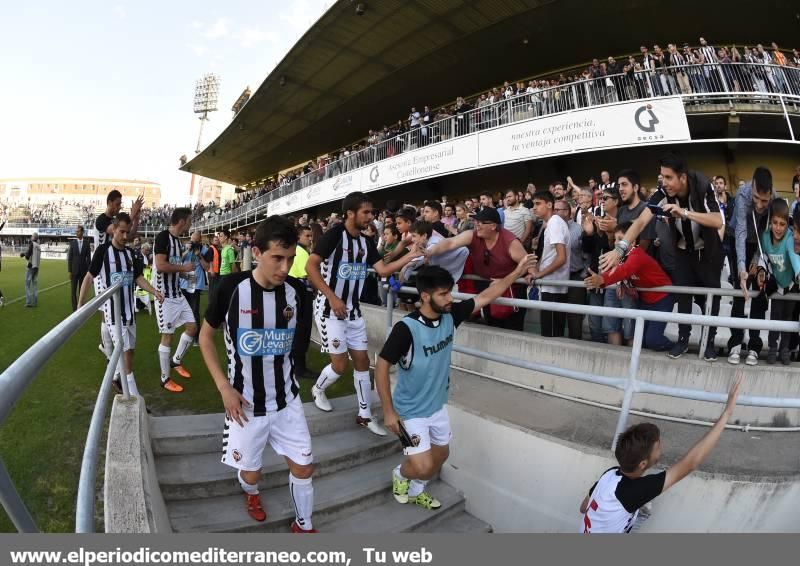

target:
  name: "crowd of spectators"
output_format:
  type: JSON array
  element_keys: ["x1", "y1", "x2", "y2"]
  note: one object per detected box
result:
[
  {"x1": 275, "y1": 159, "x2": 800, "y2": 366},
  {"x1": 199, "y1": 38, "x2": 800, "y2": 221}
]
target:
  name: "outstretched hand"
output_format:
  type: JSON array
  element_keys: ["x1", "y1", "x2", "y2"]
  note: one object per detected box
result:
[
  {"x1": 725, "y1": 370, "x2": 743, "y2": 416},
  {"x1": 583, "y1": 268, "x2": 605, "y2": 290}
]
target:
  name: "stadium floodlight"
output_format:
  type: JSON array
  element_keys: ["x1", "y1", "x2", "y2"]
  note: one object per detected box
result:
[{"x1": 193, "y1": 73, "x2": 220, "y2": 154}]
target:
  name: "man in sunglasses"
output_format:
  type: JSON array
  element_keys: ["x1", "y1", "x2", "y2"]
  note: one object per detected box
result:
[{"x1": 424, "y1": 207, "x2": 534, "y2": 330}]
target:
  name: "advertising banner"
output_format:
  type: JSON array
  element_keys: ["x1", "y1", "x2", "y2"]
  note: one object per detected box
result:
[{"x1": 478, "y1": 97, "x2": 690, "y2": 166}]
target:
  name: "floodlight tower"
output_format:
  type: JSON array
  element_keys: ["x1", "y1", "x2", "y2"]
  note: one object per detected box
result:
[{"x1": 193, "y1": 73, "x2": 220, "y2": 154}]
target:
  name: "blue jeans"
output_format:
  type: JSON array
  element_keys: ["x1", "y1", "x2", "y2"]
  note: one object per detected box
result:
[
  {"x1": 602, "y1": 288, "x2": 638, "y2": 340},
  {"x1": 640, "y1": 294, "x2": 675, "y2": 351},
  {"x1": 25, "y1": 267, "x2": 39, "y2": 306},
  {"x1": 587, "y1": 290, "x2": 605, "y2": 342}
]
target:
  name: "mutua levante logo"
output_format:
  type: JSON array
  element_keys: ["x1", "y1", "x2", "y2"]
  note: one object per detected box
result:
[{"x1": 237, "y1": 328, "x2": 295, "y2": 356}]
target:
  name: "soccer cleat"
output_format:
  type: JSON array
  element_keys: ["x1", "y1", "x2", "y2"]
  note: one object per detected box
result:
[
  {"x1": 246, "y1": 494, "x2": 267, "y2": 522},
  {"x1": 667, "y1": 339, "x2": 689, "y2": 359},
  {"x1": 290, "y1": 520, "x2": 318, "y2": 533},
  {"x1": 161, "y1": 378, "x2": 184, "y2": 393},
  {"x1": 745, "y1": 350, "x2": 759, "y2": 366},
  {"x1": 392, "y1": 471, "x2": 410, "y2": 504},
  {"x1": 727, "y1": 349, "x2": 741, "y2": 365},
  {"x1": 357, "y1": 416, "x2": 388, "y2": 436},
  {"x1": 703, "y1": 344, "x2": 718, "y2": 362},
  {"x1": 171, "y1": 361, "x2": 192, "y2": 379},
  {"x1": 409, "y1": 491, "x2": 441, "y2": 510},
  {"x1": 312, "y1": 386, "x2": 332, "y2": 412}
]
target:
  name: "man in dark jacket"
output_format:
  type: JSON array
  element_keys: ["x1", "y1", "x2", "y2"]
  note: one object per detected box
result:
[
  {"x1": 600, "y1": 153, "x2": 724, "y2": 361},
  {"x1": 67, "y1": 225, "x2": 91, "y2": 311}
]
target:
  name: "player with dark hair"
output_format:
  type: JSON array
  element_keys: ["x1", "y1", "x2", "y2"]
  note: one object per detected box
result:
[
  {"x1": 580, "y1": 373, "x2": 741, "y2": 533},
  {"x1": 152, "y1": 207, "x2": 197, "y2": 392},
  {"x1": 376, "y1": 255, "x2": 534, "y2": 509},
  {"x1": 309, "y1": 192, "x2": 422, "y2": 436},
  {"x1": 79, "y1": 213, "x2": 163, "y2": 394},
  {"x1": 200, "y1": 215, "x2": 317, "y2": 532},
  {"x1": 94, "y1": 189, "x2": 144, "y2": 358}
]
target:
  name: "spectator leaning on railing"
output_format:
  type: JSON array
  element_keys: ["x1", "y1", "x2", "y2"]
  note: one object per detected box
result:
[
  {"x1": 726, "y1": 167, "x2": 774, "y2": 366},
  {"x1": 424, "y1": 206, "x2": 534, "y2": 331},
  {"x1": 601, "y1": 153, "x2": 724, "y2": 361}
]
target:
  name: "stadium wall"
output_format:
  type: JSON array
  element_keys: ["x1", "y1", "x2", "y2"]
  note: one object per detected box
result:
[{"x1": 445, "y1": 404, "x2": 798, "y2": 533}]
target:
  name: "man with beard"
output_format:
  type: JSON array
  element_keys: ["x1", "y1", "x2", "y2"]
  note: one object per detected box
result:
[
  {"x1": 615, "y1": 170, "x2": 654, "y2": 252},
  {"x1": 309, "y1": 192, "x2": 422, "y2": 436},
  {"x1": 376, "y1": 257, "x2": 534, "y2": 511},
  {"x1": 600, "y1": 154, "x2": 724, "y2": 361}
]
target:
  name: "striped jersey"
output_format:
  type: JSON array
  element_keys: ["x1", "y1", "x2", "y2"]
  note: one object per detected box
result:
[
  {"x1": 153, "y1": 230, "x2": 185, "y2": 299},
  {"x1": 581, "y1": 467, "x2": 665, "y2": 534},
  {"x1": 93, "y1": 213, "x2": 114, "y2": 255},
  {"x1": 205, "y1": 272, "x2": 305, "y2": 415},
  {"x1": 89, "y1": 242, "x2": 142, "y2": 326},
  {"x1": 312, "y1": 223, "x2": 380, "y2": 320}
]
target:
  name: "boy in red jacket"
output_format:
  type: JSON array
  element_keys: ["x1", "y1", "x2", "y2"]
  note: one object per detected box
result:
[{"x1": 584, "y1": 222, "x2": 674, "y2": 351}]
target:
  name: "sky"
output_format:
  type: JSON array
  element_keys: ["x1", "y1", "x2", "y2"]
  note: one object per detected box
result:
[{"x1": 0, "y1": 0, "x2": 331, "y2": 204}]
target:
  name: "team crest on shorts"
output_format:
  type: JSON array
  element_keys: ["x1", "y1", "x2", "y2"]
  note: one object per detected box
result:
[
  {"x1": 410, "y1": 434, "x2": 421, "y2": 447},
  {"x1": 167, "y1": 323, "x2": 172, "y2": 329},
  {"x1": 232, "y1": 450, "x2": 242, "y2": 462},
  {"x1": 283, "y1": 305, "x2": 295, "y2": 321},
  {"x1": 332, "y1": 338, "x2": 341, "y2": 349}
]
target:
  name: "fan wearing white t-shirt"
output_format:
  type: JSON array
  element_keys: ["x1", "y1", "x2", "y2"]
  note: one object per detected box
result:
[
  {"x1": 530, "y1": 191, "x2": 570, "y2": 337},
  {"x1": 580, "y1": 374, "x2": 742, "y2": 533}
]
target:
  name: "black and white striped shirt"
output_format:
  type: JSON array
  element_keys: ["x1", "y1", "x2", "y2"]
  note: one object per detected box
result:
[
  {"x1": 699, "y1": 44, "x2": 717, "y2": 63},
  {"x1": 89, "y1": 242, "x2": 142, "y2": 326},
  {"x1": 153, "y1": 230, "x2": 184, "y2": 299},
  {"x1": 93, "y1": 213, "x2": 113, "y2": 256},
  {"x1": 312, "y1": 223, "x2": 381, "y2": 320},
  {"x1": 205, "y1": 272, "x2": 305, "y2": 415}
]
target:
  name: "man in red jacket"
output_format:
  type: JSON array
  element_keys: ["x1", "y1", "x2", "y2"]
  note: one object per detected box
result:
[{"x1": 584, "y1": 222, "x2": 674, "y2": 351}]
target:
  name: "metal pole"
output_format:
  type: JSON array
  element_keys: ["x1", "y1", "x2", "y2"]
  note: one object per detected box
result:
[
  {"x1": 75, "y1": 339, "x2": 123, "y2": 533},
  {"x1": 385, "y1": 287, "x2": 395, "y2": 340},
  {"x1": 698, "y1": 291, "x2": 713, "y2": 360},
  {"x1": 114, "y1": 287, "x2": 130, "y2": 399},
  {"x1": 780, "y1": 95, "x2": 796, "y2": 141},
  {"x1": 611, "y1": 316, "x2": 645, "y2": 452},
  {"x1": 0, "y1": 457, "x2": 38, "y2": 532}
]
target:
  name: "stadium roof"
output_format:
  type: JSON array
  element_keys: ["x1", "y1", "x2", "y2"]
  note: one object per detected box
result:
[{"x1": 182, "y1": 0, "x2": 799, "y2": 186}]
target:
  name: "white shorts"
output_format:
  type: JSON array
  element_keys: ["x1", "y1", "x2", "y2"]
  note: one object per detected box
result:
[
  {"x1": 155, "y1": 296, "x2": 195, "y2": 334},
  {"x1": 401, "y1": 406, "x2": 452, "y2": 456},
  {"x1": 106, "y1": 323, "x2": 136, "y2": 352},
  {"x1": 221, "y1": 395, "x2": 313, "y2": 471},
  {"x1": 314, "y1": 314, "x2": 369, "y2": 354}
]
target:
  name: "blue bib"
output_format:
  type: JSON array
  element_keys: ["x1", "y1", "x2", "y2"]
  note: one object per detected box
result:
[{"x1": 393, "y1": 313, "x2": 454, "y2": 420}]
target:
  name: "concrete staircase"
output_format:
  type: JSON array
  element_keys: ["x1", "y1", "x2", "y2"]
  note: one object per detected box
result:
[{"x1": 149, "y1": 395, "x2": 491, "y2": 533}]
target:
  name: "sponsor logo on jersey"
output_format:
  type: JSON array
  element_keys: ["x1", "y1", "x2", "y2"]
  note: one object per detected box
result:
[
  {"x1": 240, "y1": 309, "x2": 260, "y2": 315},
  {"x1": 422, "y1": 333, "x2": 454, "y2": 357},
  {"x1": 336, "y1": 262, "x2": 368, "y2": 280},
  {"x1": 237, "y1": 328, "x2": 295, "y2": 356},
  {"x1": 110, "y1": 271, "x2": 135, "y2": 287}
]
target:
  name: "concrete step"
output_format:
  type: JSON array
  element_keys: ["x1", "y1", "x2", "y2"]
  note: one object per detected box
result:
[
  {"x1": 167, "y1": 454, "x2": 404, "y2": 533},
  {"x1": 317, "y1": 480, "x2": 467, "y2": 533},
  {"x1": 157, "y1": 428, "x2": 401, "y2": 501},
  {"x1": 426, "y1": 511, "x2": 493, "y2": 533},
  {"x1": 150, "y1": 395, "x2": 380, "y2": 456}
]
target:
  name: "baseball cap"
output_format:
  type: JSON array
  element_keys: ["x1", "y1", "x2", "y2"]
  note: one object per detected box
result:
[{"x1": 471, "y1": 208, "x2": 501, "y2": 224}]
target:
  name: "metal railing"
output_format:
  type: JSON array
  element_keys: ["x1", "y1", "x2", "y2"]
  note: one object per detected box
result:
[
  {"x1": 381, "y1": 281, "x2": 800, "y2": 451},
  {"x1": 0, "y1": 282, "x2": 128, "y2": 533},
  {"x1": 194, "y1": 61, "x2": 800, "y2": 231}
]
